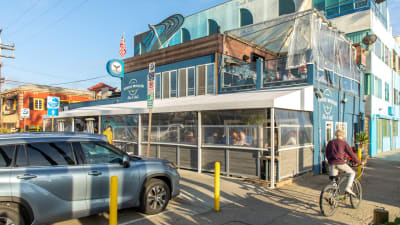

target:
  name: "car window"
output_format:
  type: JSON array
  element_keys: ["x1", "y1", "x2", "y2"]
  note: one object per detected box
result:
[
  {"x1": 0, "y1": 145, "x2": 15, "y2": 167},
  {"x1": 15, "y1": 145, "x2": 28, "y2": 167},
  {"x1": 80, "y1": 142, "x2": 123, "y2": 165},
  {"x1": 26, "y1": 142, "x2": 76, "y2": 166}
]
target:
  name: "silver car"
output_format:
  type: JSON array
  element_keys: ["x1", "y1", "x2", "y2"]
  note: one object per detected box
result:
[{"x1": 0, "y1": 132, "x2": 180, "y2": 225}]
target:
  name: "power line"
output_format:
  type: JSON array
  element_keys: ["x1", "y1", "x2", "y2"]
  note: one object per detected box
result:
[
  {"x1": 8, "y1": 0, "x2": 63, "y2": 36},
  {"x1": 19, "y1": 0, "x2": 89, "y2": 44},
  {"x1": 47, "y1": 75, "x2": 107, "y2": 85},
  {"x1": 3, "y1": 0, "x2": 41, "y2": 31}
]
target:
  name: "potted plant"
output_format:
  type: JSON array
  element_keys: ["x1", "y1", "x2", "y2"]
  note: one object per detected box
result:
[{"x1": 356, "y1": 131, "x2": 369, "y2": 159}]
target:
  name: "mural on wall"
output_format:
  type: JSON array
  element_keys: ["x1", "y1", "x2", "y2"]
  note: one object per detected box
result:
[{"x1": 134, "y1": 14, "x2": 184, "y2": 56}]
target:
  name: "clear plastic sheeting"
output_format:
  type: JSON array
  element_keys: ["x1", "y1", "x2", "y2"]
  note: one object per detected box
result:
[{"x1": 225, "y1": 9, "x2": 361, "y2": 83}]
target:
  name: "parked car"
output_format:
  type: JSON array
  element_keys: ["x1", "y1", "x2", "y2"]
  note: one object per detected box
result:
[{"x1": 0, "y1": 132, "x2": 180, "y2": 225}]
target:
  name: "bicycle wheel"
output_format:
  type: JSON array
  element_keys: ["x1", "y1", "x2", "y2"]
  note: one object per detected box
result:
[
  {"x1": 320, "y1": 185, "x2": 339, "y2": 216},
  {"x1": 350, "y1": 180, "x2": 362, "y2": 209}
]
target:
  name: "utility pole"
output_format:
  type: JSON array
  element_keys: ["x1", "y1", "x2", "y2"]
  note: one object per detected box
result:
[{"x1": 0, "y1": 29, "x2": 15, "y2": 130}]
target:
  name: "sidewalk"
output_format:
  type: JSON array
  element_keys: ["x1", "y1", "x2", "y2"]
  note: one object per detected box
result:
[{"x1": 55, "y1": 156, "x2": 400, "y2": 225}]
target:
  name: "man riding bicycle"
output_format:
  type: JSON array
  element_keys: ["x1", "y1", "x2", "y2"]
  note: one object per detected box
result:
[{"x1": 325, "y1": 129, "x2": 363, "y2": 196}]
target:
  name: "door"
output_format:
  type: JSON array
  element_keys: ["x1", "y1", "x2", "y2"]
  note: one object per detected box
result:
[
  {"x1": 0, "y1": 145, "x2": 14, "y2": 198},
  {"x1": 10, "y1": 143, "x2": 88, "y2": 223},
  {"x1": 78, "y1": 142, "x2": 139, "y2": 214},
  {"x1": 377, "y1": 119, "x2": 383, "y2": 153}
]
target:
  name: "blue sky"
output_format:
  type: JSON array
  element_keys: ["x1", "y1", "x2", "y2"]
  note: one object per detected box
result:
[{"x1": 0, "y1": 0, "x2": 399, "y2": 91}]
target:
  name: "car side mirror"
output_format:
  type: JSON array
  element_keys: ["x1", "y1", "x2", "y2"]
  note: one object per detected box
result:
[{"x1": 122, "y1": 155, "x2": 130, "y2": 168}]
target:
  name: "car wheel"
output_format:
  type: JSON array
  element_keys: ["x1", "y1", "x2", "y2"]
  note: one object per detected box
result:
[
  {"x1": 140, "y1": 178, "x2": 170, "y2": 215},
  {"x1": 0, "y1": 207, "x2": 25, "y2": 225}
]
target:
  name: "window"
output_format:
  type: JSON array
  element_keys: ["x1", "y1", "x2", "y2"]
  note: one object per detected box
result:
[
  {"x1": 279, "y1": 0, "x2": 295, "y2": 16},
  {"x1": 162, "y1": 71, "x2": 170, "y2": 99},
  {"x1": 15, "y1": 145, "x2": 27, "y2": 167},
  {"x1": 373, "y1": 76, "x2": 382, "y2": 99},
  {"x1": 197, "y1": 65, "x2": 206, "y2": 95},
  {"x1": 207, "y1": 64, "x2": 215, "y2": 94},
  {"x1": 187, "y1": 67, "x2": 195, "y2": 96},
  {"x1": 182, "y1": 28, "x2": 191, "y2": 43},
  {"x1": 34, "y1": 98, "x2": 44, "y2": 110},
  {"x1": 393, "y1": 121, "x2": 398, "y2": 137},
  {"x1": 382, "y1": 119, "x2": 390, "y2": 138},
  {"x1": 208, "y1": 19, "x2": 218, "y2": 35},
  {"x1": 374, "y1": 38, "x2": 382, "y2": 59},
  {"x1": 80, "y1": 142, "x2": 122, "y2": 164},
  {"x1": 364, "y1": 74, "x2": 371, "y2": 95},
  {"x1": 170, "y1": 71, "x2": 177, "y2": 98},
  {"x1": 240, "y1": 8, "x2": 253, "y2": 27},
  {"x1": 26, "y1": 143, "x2": 75, "y2": 166},
  {"x1": 197, "y1": 63, "x2": 215, "y2": 95},
  {"x1": 0, "y1": 145, "x2": 15, "y2": 167},
  {"x1": 385, "y1": 83, "x2": 389, "y2": 102},
  {"x1": 178, "y1": 68, "x2": 187, "y2": 97},
  {"x1": 155, "y1": 73, "x2": 161, "y2": 99},
  {"x1": 325, "y1": 122, "x2": 334, "y2": 144}
]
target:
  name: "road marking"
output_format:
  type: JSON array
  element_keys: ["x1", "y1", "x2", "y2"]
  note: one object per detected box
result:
[{"x1": 118, "y1": 210, "x2": 173, "y2": 225}]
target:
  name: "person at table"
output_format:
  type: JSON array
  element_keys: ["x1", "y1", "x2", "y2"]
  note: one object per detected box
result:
[
  {"x1": 287, "y1": 70, "x2": 296, "y2": 80},
  {"x1": 238, "y1": 131, "x2": 252, "y2": 147},
  {"x1": 184, "y1": 130, "x2": 196, "y2": 143}
]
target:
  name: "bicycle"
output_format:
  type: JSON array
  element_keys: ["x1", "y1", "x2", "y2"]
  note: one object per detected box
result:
[{"x1": 319, "y1": 162, "x2": 365, "y2": 217}]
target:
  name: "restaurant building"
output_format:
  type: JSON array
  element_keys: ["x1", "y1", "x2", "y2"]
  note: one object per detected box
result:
[
  {"x1": 46, "y1": 4, "x2": 364, "y2": 185},
  {"x1": 313, "y1": 0, "x2": 400, "y2": 155}
]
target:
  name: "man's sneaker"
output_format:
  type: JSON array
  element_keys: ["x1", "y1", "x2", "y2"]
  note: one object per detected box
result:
[{"x1": 345, "y1": 188, "x2": 356, "y2": 197}]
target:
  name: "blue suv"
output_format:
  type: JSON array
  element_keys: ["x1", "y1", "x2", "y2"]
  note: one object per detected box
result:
[{"x1": 0, "y1": 133, "x2": 180, "y2": 225}]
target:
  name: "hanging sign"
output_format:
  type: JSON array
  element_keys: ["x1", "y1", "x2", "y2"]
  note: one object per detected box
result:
[{"x1": 106, "y1": 59, "x2": 124, "y2": 78}]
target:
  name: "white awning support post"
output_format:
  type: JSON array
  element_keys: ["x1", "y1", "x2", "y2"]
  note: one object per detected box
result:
[
  {"x1": 198, "y1": 111, "x2": 202, "y2": 174},
  {"x1": 270, "y1": 107, "x2": 275, "y2": 189}
]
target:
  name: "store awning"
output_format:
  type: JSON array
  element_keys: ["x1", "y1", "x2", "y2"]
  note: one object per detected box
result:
[{"x1": 55, "y1": 86, "x2": 313, "y2": 118}]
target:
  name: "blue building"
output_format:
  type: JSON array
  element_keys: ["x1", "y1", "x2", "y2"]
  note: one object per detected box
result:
[
  {"x1": 48, "y1": 3, "x2": 365, "y2": 187},
  {"x1": 313, "y1": 0, "x2": 400, "y2": 156}
]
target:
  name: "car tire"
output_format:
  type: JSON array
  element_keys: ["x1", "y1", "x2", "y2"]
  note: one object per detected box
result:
[
  {"x1": 140, "y1": 178, "x2": 171, "y2": 215},
  {"x1": 0, "y1": 206, "x2": 26, "y2": 225}
]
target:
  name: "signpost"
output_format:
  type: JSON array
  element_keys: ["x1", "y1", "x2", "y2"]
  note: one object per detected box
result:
[
  {"x1": 20, "y1": 108, "x2": 29, "y2": 132},
  {"x1": 47, "y1": 96, "x2": 60, "y2": 131},
  {"x1": 147, "y1": 62, "x2": 155, "y2": 157}
]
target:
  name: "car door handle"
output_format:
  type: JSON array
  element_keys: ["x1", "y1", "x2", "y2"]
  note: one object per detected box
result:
[
  {"x1": 88, "y1": 171, "x2": 102, "y2": 176},
  {"x1": 17, "y1": 174, "x2": 37, "y2": 180}
]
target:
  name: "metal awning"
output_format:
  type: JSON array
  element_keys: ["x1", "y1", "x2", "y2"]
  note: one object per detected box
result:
[{"x1": 53, "y1": 86, "x2": 313, "y2": 118}]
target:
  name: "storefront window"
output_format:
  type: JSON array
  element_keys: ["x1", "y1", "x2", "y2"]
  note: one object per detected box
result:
[
  {"x1": 101, "y1": 115, "x2": 138, "y2": 142},
  {"x1": 275, "y1": 109, "x2": 313, "y2": 148},
  {"x1": 188, "y1": 67, "x2": 195, "y2": 96},
  {"x1": 202, "y1": 109, "x2": 268, "y2": 148},
  {"x1": 155, "y1": 73, "x2": 161, "y2": 99},
  {"x1": 142, "y1": 112, "x2": 197, "y2": 144},
  {"x1": 171, "y1": 71, "x2": 177, "y2": 97}
]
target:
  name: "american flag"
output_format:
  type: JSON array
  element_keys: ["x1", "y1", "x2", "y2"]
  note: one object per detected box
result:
[{"x1": 119, "y1": 34, "x2": 126, "y2": 57}]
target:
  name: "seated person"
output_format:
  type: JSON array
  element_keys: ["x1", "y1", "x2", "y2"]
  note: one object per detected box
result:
[
  {"x1": 184, "y1": 131, "x2": 196, "y2": 143},
  {"x1": 237, "y1": 131, "x2": 252, "y2": 147},
  {"x1": 275, "y1": 71, "x2": 282, "y2": 81},
  {"x1": 245, "y1": 74, "x2": 256, "y2": 85},
  {"x1": 206, "y1": 132, "x2": 220, "y2": 144},
  {"x1": 287, "y1": 71, "x2": 296, "y2": 80}
]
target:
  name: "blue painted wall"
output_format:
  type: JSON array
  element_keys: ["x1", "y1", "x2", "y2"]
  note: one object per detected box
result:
[
  {"x1": 312, "y1": 65, "x2": 363, "y2": 173},
  {"x1": 121, "y1": 55, "x2": 215, "y2": 101}
]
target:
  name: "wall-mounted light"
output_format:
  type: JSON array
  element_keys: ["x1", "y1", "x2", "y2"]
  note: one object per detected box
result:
[
  {"x1": 243, "y1": 55, "x2": 250, "y2": 61},
  {"x1": 362, "y1": 33, "x2": 377, "y2": 51},
  {"x1": 314, "y1": 88, "x2": 323, "y2": 98},
  {"x1": 341, "y1": 98, "x2": 348, "y2": 104}
]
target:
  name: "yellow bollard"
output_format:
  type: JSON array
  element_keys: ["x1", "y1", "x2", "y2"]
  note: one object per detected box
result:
[
  {"x1": 214, "y1": 162, "x2": 220, "y2": 212},
  {"x1": 358, "y1": 148, "x2": 362, "y2": 181},
  {"x1": 109, "y1": 176, "x2": 118, "y2": 225}
]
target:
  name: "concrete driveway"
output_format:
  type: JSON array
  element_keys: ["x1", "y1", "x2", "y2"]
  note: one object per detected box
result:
[{"x1": 54, "y1": 156, "x2": 400, "y2": 225}]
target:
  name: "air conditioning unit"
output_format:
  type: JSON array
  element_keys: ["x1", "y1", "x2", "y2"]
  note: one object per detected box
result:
[{"x1": 388, "y1": 106, "x2": 393, "y2": 116}]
